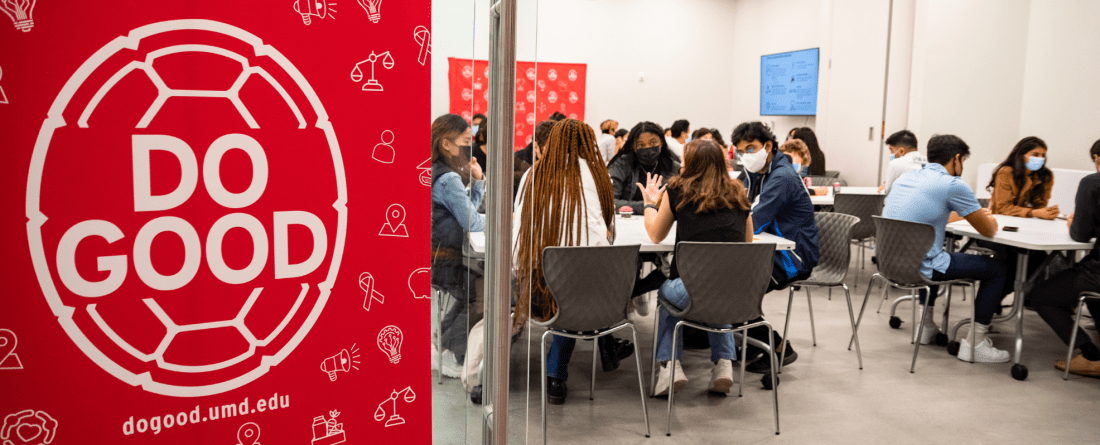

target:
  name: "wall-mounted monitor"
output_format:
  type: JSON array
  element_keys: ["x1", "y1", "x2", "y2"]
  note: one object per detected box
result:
[{"x1": 760, "y1": 48, "x2": 819, "y2": 116}]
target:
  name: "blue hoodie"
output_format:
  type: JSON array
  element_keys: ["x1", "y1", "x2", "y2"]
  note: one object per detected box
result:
[{"x1": 742, "y1": 151, "x2": 820, "y2": 284}]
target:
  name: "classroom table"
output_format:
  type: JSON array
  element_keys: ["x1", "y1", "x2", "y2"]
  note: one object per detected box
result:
[
  {"x1": 809, "y1": 186, "x2": 883, "y2": 206},
  {"x1": 945, "y1": 215, "x2": 1094, "y2": 380},
  {"x1": 467, "y1": 214, "x2": 797, "y2": 253}
]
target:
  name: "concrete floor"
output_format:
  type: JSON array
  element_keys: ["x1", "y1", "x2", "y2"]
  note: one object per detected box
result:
[{"x1": 432, "y1": 257, "x2": 1100, "y2": 444}]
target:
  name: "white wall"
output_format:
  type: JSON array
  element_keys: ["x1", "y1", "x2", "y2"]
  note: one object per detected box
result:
[{"x1": 431, "y1": 0, "x2": 739, "y2": 137}]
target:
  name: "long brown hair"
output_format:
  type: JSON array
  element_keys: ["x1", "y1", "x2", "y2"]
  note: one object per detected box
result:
[
  {"x1": 430, "y1": 114, "x2": 473, "y2": 184},
  {"x1": 513, "y1": 119, "x2": 615, "y2": 332},
  {"x1": 668, "y1": 140, "x2": 751, "y2": 213},
  {"x1": 985, "y1": 136, "x2": 1052, "y2": 208}
]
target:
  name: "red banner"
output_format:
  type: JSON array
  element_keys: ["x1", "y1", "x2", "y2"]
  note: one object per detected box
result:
[
  {"x1": 448, "y1": 57, "x2": 587, "y2": 151},
  {"x1": 0, "y1": 1, "x2": 430, "y2": 443}
]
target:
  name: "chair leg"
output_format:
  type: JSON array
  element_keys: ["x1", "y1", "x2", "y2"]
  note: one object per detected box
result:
[
  {"x1": 829, "y1": 287, "x2": 833, "y2": 301},
  {"x1": 541, "y1": 331, "x2": 551, "y2": 445},
  {"x1": 910, "y1": 290, "x2": 917, "y2": 343},
  {"x1": 650, "y1": 308, "x2": 660, "y2": 395},
  {"x1": 911, "y1": 287, "x2": 933, "y2": 373},
  {"x1": 968, "y1": 284, "x2": 977, "y2": 364},
  {"x1": 766, "y1": 323, "x2": 780, "y2": 435},
  {"x1": 876, "y1": 280, "x2": 890, "y2": 313},
  {"x1": 1066, "y1": 297, "x2": 1086, "y2": 380},
  {"x1": 666, "y1": 322, "x2": 682, "y2": 436},
  {"x1": 591, "y1": 339, "x2": 598, "y2": 400},
  {"x1": 852, "y1": 276, "x2": 879, "y2": 350},
  {"x1": 805, "y1": 286, "x2": 817, "y2": 347},
  {"x1": 436, "y1": 291, "x2": 444, "y2": 385},
  {"x1": 628, "y1": 325, "x2": 651, "y2": 438},
  {"x1": 739, "y1": 332, "x2": 748, "y2": 397},
  {"x1": 843, "y1": 284, "x2": 863, "y2": 370},
  {"x1": 780, "y1": 286, "x2": 796, "y2": 373},
  {"x1": 942, "y1": 285, "x2": 953, "y2": 338}
]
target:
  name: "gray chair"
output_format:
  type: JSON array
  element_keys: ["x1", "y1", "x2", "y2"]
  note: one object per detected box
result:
[
  {"x1": 1065, "y1": 291, "x2": 1100, "y2": 380},
  {"x1": 781, "y1": 213, "x2": 863, "y2": 370},
  {"x1": 660, "y1": 242, "x2": 779, "y2": 437},
  {"x1": 808, "y1": 175, "x2": 845, "y2": 187},
  {"x1": 833, "y1": 194, "x2": 885, "y2": 284},
  {"x1": 534, "y1": 244, "x2": 649, "y2": 444},
  {"x1": 853, "y1": 217, "x2": 978, "y2": 372}
]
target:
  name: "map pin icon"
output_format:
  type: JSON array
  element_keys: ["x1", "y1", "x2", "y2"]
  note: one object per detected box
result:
[{"x1": 379, "y1": 204, "x2": 409, "y2": 237}]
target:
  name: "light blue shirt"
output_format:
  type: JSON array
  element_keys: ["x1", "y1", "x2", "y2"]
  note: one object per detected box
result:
[
  {"x1": 432, "y1": 172, "x2": 486, "y2": 232},
  {"x1": 882, "y1": 163, "x2": 981, "y2": 277}
]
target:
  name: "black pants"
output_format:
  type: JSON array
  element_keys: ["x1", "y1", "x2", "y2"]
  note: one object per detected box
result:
[
  {"x1": 1028, "y1": 265, "x2": 1100, "y2": 351},
  {"x1": 739, "y1": 270, "x2": 812, "y2": 358},
  {"x1": 434, "y1": 261, "x2": 482, "y2": 362}
]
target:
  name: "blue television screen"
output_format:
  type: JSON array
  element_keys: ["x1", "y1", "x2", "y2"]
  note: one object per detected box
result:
[{"x1": 760, "y1": 48, "x2": 819, "y2": 116}]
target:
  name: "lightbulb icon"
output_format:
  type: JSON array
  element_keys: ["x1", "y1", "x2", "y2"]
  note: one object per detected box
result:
[
  {"x1": 377, "y1": 325, "x2": 403, "y2": 364},
  {"x1": 1, "y1": 0, "x2": 36, "y2": 32},
  {"x1": 320, "y1": 344, "x2": 361, "y2": 381},
  {"x1": 357, "y1": 0, "x2": 382, "y2": 23},
  {"x1": 293, "y1": 0, "x2": 337, "y2": 25}
]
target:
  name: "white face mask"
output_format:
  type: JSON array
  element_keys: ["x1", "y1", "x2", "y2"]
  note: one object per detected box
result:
[{"x1": 741, "y1": 148, "x2": 769, "y2": 173}]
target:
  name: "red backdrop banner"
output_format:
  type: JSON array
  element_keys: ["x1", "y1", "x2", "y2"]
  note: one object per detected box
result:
[
  {"x1": 447, "y1": 57, "x2": 587, "y2": 151},
  {"x1": 0, "y1": 1, "x2": 431, "y2": 443}
]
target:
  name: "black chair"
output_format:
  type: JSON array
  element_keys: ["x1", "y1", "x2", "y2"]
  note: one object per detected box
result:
[
  {"x1": 853, "y1": 217, "x2": 978, "y2": 372},
  {"x1": 1065, "y1": 292, "x2": 1100, "y2": 380},
  {"x1": 660, "y1": 242, "x2": 779, "y2": 437},
  {"x1": 782, "y1": 213, "x2": 864, "y2": 370},
  {"x1": 833, "y1": 194, "x2": 885, "y2": 287},
  {"x1": 535, "y1": 245, "x2": 649, "y2": 444}
]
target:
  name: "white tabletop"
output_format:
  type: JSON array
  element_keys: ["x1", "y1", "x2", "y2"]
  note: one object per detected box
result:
[
  {"x1": 809, "y1": 186, "x2": 884, "y2": 206},
  {"x1": 468, "y1": 215, "x2": 797, "y2": 253},
  {"x1": 945, "y1": 215, "x2": 1093, "y2": 251}
]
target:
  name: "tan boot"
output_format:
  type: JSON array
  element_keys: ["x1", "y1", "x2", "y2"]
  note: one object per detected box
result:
[{"x1": 1063, "y1": 354, "x2": 1100, "y2": 377}]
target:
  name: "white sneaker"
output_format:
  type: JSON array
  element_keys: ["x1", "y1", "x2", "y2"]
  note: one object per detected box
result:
[
  {"x1": 708, "y1": 359, "x2": 734, "y2": 394},
  {"x1": 957, "y1": 338, "x2": 1010, "y2": 363},
  {"x1": 441, "y1": 349, "x2": 463, "y2": 378},
  {"x1": 915, "y1": 321, "x2": 940, "y2": 345},
  {"x1": 633, "y1": 294, "x2": 650, "y2": 317},
  {"x1": 431, "y1": 343, "x2": 440, "y2": 371},
  {"x1": 654, "y1": 360, "x2": 688, "y2": 396}
]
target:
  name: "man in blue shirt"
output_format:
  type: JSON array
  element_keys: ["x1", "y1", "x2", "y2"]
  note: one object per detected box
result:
[
  {"x1": 731, "y1": 122, "x2": 821, "y2": 372},
  {"x1": 883, "y1": 134, "x2": 1008, "y2": 363}
]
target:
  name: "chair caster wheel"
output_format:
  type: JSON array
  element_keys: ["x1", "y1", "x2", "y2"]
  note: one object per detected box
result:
[
  {"x1": 946, "y1": 341, "x2": 960, "y2": 356},
  {"x1": 933, "y1": 332, "x2": 949, "y2": 347},
  {"x1": 888, "y1": 316, "x2": 902, "y2": 329},
  {"x1": 762, "y1": 374, "x2": 780, "y2": 390},
  {"x1": 1011, "y1": 364, "x2": 1028, "y2": 381}
]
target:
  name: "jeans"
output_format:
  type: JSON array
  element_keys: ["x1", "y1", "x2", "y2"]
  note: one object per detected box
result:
[
  {"x1": 918, "y1": 252, "x2": 1006, "y2": 325},
  {"x1": 546, "y1": 335, "x2": 622, "y2": 380},
  {"x1": 655, "y1": 278, "x2": 737, "y2": 362},
  {"x1": 1028, "y1": 264, "x2": 1100, "y2": 352}
]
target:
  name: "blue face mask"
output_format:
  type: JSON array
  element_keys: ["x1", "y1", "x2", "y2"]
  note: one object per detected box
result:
[
  {"x1": 471, "y1": 125, "x2": 480, "y2": 135},
  {"x1": 792, "y1": 162, "x2": 802, "y2": 173},
  {"x1": 888, "y1": 153, "x2": 895, "y2": 162},
  {"x1": 1025, "y1": 156, "x2": 1045, "y2": 171}
]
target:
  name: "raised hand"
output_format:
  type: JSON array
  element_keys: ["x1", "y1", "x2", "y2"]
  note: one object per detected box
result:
[{"x1": 635, "y1": 172, "x2": 666, "y2": 206}]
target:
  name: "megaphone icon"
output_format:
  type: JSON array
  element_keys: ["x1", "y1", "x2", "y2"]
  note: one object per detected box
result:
[
  {"x1": 320, "y1": 346, "x2": 360, "y2": 381},
  {"x1": 293, "y1": 0, "x2": 336, "y2": 25}
]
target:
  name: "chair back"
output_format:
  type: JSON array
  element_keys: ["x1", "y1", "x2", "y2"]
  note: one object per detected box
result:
[
  {"x1": 808, "y1": 176, "x2": 845, "y2": 187},
  {"x1": 872, "y1": 216, "x2": 936, "y2": 286},
  {"x1": 675, "y1": 242, "x2": 774, "y2": 325},
  {"x1": 805, "y1": 212, "x2": 859, "y2": 285},
  {"x1": 834, "y1": 193, "x2": 885, "y2": 241},
  {"x1": 540, "y1": 245, "x2": 640, "y2": 332}
]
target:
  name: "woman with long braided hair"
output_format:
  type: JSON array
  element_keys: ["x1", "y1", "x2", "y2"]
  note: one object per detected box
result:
[{"x1": 513, "y1": 118, "x2": 634, "y2": 405}]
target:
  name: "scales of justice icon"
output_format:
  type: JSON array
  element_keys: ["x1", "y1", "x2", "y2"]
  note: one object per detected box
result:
[
  {"x1": 374, "y1": 386, "x2": 416, "y2": 427},
  {"x1": 350, "y1": 51, "x2": 395, "y2": 91}
]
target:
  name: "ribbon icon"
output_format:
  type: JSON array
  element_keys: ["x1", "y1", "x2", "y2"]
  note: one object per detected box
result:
[{"x1": 413, "y1": 26, "x2": 431, "y2": 66}]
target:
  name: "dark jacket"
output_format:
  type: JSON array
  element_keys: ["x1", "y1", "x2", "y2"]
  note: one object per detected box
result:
[
  {"x1": 1071, "y1": 173, "x2": 1100, "y2": 288},
  {"x1": 607, "y1": 152, "x2": 680, "y2": 215},
  {"x1": 742, "y1": 151, "x2": 820, "y2": 283}
]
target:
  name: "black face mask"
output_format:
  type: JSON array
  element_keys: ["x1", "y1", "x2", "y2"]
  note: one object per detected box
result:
[{"x1": 635, "y1": 146, "x2": 660, "y2": 167}]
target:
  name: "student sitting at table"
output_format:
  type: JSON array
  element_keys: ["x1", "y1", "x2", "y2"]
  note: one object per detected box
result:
[
  {"x1": 790, "y1": 127, "x2": 827, "y2": 176},
  {"x1": 985, "y1": 136, "x2": 1058, "y2": 308},
  {"x1": 608, "y1": 121, "x2": 681, "y2": 299},
  {"x1": 778, "y1": 139, "x2": 829, "y2": 196},
  {"x1": 430, "y1": 114, "x2": 486, "y2": 378},
  {"x1": 883, "y1": 134, "x2": 1010, "y2": 362},
  {"x1": 513, "y1": 118, "x2": 635, "y2": 405},
  {"x1": 879, "y1": 130, "x2": 926, "y2": 195},
  {"x1": 1028, "y1": 138, "x2": 1100, "y2": 376},
  {"x1": 731, "y1": 121, "x2": 820, "y2": 372},
  {"x1": 637, "y1": 140, "x2": 752, "y2": 394}
]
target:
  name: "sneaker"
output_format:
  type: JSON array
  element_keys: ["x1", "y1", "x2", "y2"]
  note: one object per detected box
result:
[
  {"x1": 745, "y1": 342, "x2": 797, "y2": 374},
  {"x1": 632, "y1": 295, "x2": 650, "y2": 317},
  {"x1": 441, "y1": 350, "x2": 462, "y2": 378},
  {"x1": 654, "y1": 360, "x2": 687, "y2": 396},
  {"x1": 915, "y1": 321, "x2": 940, "y2": 345},
  {"x1": 957, "y1": 338, "x2": 1010, "y2": 363},
  {"x1": 708, "y1": 360, "x2": 734, "y2": 394},
  {"x1": 1056, "y1": 354, "x2": 1100, "y2": 377}
]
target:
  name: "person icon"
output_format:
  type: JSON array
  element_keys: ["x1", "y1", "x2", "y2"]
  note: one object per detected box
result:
[
  {"x1": 373, "y1": 130, "x2": 396, "y2": 164},
  {"x1": 379, "y1": 203, "x2": 409, "y2": 237}
]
